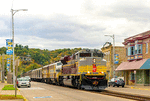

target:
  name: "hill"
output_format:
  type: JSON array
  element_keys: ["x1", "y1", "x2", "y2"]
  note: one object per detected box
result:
[{"x1": 0, "y1": 44, "x2": 82, "y2": 77}]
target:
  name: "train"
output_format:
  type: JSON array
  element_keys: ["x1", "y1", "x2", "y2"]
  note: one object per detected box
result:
[{"x1": 22, "y1": 49, "x2": 108, "y2": 90}]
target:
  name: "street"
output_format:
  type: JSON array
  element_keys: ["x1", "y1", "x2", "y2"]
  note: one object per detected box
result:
[{"x1": 19, "y1": 81, "x2": 133, "y2": 101}]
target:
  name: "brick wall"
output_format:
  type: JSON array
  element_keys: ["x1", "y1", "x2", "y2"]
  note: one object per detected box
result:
[
  {"x1": 143, "y1": 38, "x2": 150, "y2": 59},
  {"x1": 102, "y1": 46, "x2": 126, "y2": 79}
]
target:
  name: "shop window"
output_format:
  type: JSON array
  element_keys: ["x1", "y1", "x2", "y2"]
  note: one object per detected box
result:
[
  {"x1": 136, "y1": 70, "x2": 143, "y2": 84},
  {"x1": 131, "y1": 72, "x2": 135, "y2": 80}
]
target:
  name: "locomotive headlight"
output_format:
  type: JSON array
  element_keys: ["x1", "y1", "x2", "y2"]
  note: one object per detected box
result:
[
  {"x1": 102, "y1": 71, "x2": 104, "y2": 74},
  {"x1": 88, "y1": 71, "x2": 90, "y2": 74},
  {"x1": 93, "y1": 58, "x2": 96, "y2": 63}
]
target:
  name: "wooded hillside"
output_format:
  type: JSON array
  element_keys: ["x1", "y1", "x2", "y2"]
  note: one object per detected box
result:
[{"x1": 0, "y1": 44, "x2": 81, "y2": 77}]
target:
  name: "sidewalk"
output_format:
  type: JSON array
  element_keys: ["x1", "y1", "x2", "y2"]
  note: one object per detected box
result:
[
  {"x1": 0, "y1": 81, "x2": 26, "y2": 101},
  {"x1": 106, "y1": 84, "x2": 150, "y2": 97},
  {"x1": 0, "y1": 82, "x2": 21, "y2": 95}
]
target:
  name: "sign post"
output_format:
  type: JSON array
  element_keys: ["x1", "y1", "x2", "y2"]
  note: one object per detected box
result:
[{"x1": 134, "y1": 70, "x2": 136, "y2": 87}]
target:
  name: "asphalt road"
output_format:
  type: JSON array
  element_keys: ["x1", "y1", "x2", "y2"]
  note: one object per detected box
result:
[{"x1": 19, "y1": 81, "x2": 134, "y2": 101}]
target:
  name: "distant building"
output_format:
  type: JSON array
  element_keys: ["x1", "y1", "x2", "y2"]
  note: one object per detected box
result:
[
  {"x1": 116, "y1": 30, "x2": 150, "y2": 86},
  {"x1": 101, "y1": 42, "x2": 126, "y2": 80}
]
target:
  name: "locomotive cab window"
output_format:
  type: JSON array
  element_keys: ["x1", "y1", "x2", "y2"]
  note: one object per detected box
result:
[
  {"x1": 93, "y1": 53, "x2": 103, "y2": 57},
  {"x1": 79, "y1": 53, "x2": 91, "y2": 57},
  {"x1": 57, "y1": 62, "x2": 62, "y2": 66}
]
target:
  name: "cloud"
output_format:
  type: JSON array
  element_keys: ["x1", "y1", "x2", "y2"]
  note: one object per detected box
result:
[{"x1": 1, "y1": 0, "x2": 150, "y2": 50}]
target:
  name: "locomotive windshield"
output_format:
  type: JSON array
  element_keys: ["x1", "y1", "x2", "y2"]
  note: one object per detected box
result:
[
  {"x1": 79, "y1": 53, "x2": 91, "y2": 57},
  {"x1": 93, "y1": 53, "x2": 104, "y2": 57},
  {"x1": 57, "y1": 62, "x2": 62, "y2": 66}
]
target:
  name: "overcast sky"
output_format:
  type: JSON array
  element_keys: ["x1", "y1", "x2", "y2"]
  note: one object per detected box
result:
[{"x1": 1, "y1": 0, "x2": 150, "y2": 50}]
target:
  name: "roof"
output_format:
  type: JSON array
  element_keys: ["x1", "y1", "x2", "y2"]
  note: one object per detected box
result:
[{"x1": 116, "y1": 59, "x2": 147, "y2": 71}]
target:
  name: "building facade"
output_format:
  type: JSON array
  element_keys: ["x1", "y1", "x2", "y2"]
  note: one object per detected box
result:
[
  {"x1": 101, "y1": 42, "x2": 125, "y2": 80},
  {"x1": 116, "y1": 30, "x2": 150, "y2": 86}
]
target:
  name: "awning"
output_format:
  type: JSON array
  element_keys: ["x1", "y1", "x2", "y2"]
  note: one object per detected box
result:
[
  {"x1": 140, "y1": 58, "x2": 150, "y2": 69},
  {"x1": 116, "y1": 59, "x2": 147, "y2": 71}
]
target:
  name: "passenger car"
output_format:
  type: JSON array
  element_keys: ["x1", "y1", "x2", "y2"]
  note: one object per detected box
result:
[
  {"x1": 17, "y1": 77, "x2": 31, "y2": 88},
  {"x1": 108, "y1": 78, "x2": 125, "y2": 87}
]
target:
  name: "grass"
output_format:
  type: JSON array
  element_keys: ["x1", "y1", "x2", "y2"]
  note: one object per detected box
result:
[
  {"x1": 0, "y1": 95, "x2": 24, "y2": 100},
  {"x1": 2, "y1": 85, "x2": 18, "y2": 90}
]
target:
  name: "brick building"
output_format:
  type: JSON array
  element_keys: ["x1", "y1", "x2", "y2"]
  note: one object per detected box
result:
[
  {"x1": 101, "y1": 42, "x2": 126, "y2": 80},
  {"x1": 116, "y1": 30, "x2": 150, "y2": 86}
]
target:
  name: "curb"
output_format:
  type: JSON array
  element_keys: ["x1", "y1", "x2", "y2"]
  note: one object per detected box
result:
[
  {"x1": 130, "y1": 87, "x2": 150, "y2": 90},
  {"x1": 17, "y1": 89, "x2": 28, "y2": 101}
]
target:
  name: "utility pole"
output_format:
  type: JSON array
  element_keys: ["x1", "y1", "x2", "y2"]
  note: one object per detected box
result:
[
  {"x1": 11, "y1": 9, "x2": 28, "y2": 87},
  {"x1": 112, "y1": 34, "x2": 115, "y2": 78},
  {"x1": 2, "y1": 53, "x2": 5, "y2": 83},
  {"x1": 15, "y1": 59, "x2": 18, "y2": 97},
  {"x1": 104, "y1": 34, "x2": 115, "y2": 78}
]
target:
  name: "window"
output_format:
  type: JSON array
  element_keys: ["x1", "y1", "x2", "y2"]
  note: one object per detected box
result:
[
  {"x1": 128, "y1": 47, "x2": 130, "y2": 56},
  {"x1": 79, "y1": 53, "x2": 91, "y2": 57},
  {"x1": 57, "y1": 62, "x2": 62, "y2": 66},
  {"x1": 135, "y1": 44, "x2": 137, "y2": 54},
  {"x1": 138, "y1": 45, "x2": 141, "y2": 54},
  {"x1": 104, "y1": 51, "x2": 110, "y2": 62},
  {"x1": 93, "y1": 53, "x2": 103, "y2": 57},
  {"x1": 131, "y1": 47, "x2": 134, "y2": 55},
  {"x1": 131, "y1": 72, "x2": 135, "y2": 80},
  {"x1": 146, "y1": 43, "x2": 148, "y2": 53}
]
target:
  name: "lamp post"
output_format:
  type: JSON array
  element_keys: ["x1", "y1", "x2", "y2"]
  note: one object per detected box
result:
[
  {"x1": 11, "y1": 9, "x2": 28, "y2": 87},
  {"x1": 104, "y1": 34, "x2": 115, "y2": 78}
]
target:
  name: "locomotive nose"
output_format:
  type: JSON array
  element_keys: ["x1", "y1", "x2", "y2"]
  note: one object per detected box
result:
[{"x1": 93, "y1": 81, "x2": 98, "y2": 85}]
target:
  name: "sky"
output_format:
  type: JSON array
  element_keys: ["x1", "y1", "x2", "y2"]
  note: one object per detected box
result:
[{"x1": 1, "y1": 0, "x2": 150, "y2": 50}]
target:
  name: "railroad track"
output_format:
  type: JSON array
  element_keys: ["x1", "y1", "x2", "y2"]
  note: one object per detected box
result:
[{"x1": 96, "y1": 90, "x2": 150, "y2": 101}]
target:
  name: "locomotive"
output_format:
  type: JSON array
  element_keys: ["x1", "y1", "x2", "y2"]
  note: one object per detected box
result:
[{"x1": 23, "y1": 49, "x2": 108, "y2": 90}]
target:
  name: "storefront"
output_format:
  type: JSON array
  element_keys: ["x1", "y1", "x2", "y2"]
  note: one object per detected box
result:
[{"x1": 116, "y1": 59, "x2": 150, "y2": 86}]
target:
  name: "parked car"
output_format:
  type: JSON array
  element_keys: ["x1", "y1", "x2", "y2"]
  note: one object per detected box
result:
[
  {"x1": 108, "y1": 78, "x2": 125, "y2": 87},
  {"x1": 17, "y1": 77, "x2": 31, "y2": 88},
  {"x1": 24, "y1": 76, "x2": 31, "y2": 82}
]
